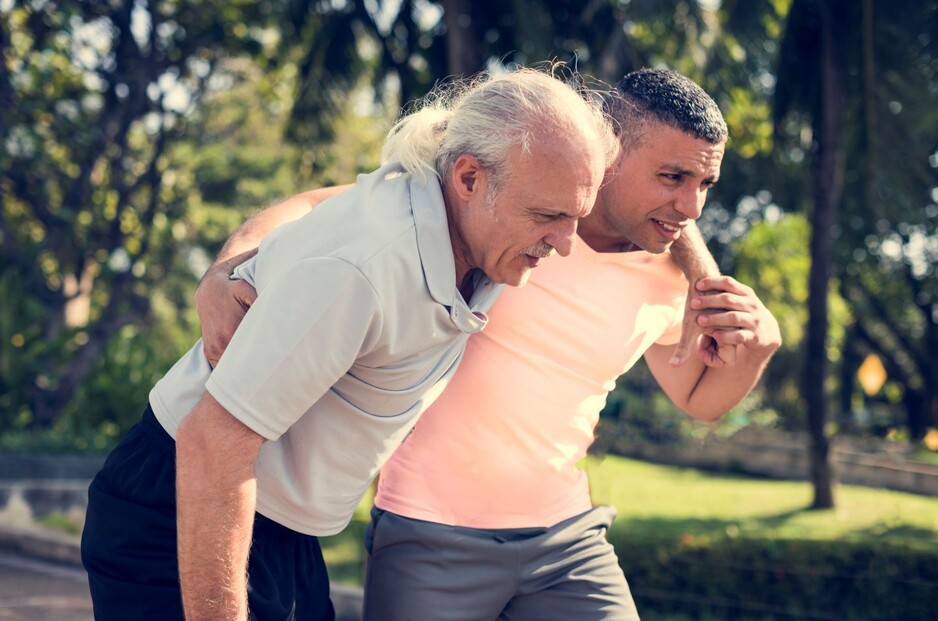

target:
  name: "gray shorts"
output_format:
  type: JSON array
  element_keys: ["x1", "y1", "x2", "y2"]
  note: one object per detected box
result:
[{"x1": 362, "y1": 505, "x2": 639, "y2": 621}]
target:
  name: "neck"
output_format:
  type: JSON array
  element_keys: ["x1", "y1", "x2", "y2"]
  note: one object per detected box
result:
[
  {"x1": 578, "y1": 213, "x2": 639, "y2": 253},
  {"x1": 443, "y1": 184, "x2": 476, "y2": 301}
]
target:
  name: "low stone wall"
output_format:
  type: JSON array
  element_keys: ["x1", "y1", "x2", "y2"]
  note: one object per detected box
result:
[
  {"x1": 595, "y1": 423, "x2": 938, "y2": 496},
  {"x1": 0, "y1": 454, "x2": 105, "y2": 481},
  {"x1": 0, "y1": 480, "x2": 90, "y2": 531}
]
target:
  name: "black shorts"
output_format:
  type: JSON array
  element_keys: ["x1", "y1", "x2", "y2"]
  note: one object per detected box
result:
[{"x1": 81, "y1": 406, "x2": 335, "y2": 620}]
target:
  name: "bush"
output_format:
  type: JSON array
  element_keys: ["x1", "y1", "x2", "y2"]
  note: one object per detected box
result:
[{"x1": 613, "y1": 533, "x2": 936, "y2": 620}]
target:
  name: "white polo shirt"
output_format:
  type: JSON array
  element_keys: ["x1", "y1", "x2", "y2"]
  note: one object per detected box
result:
[{"x1": 149, "y1": 162, "x2": 502, "y2": 535}]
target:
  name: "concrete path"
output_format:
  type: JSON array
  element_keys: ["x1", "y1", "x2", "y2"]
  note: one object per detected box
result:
[
  {"x1": 0, "y1": 526, "x2": 364, "y2": 620},
  {"x1": 0, "y1": 552, "x2": 93, "y2": 621}
]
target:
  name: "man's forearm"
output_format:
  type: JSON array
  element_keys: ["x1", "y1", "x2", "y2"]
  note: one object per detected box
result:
[
  {"x1": 681, "y1": 347, "x2": 774, "y2": 417},
  {"x1": 213, "y1": 186, "x2": 351, "y2": 264},
  {"x1": 176, "y1": 395, "x2": 265, "y2": 621},
  {"x1": 671, "y1": 221, "x2": 719, "y2": 280},
  {"x1": 646, "y1": 341, "x2": 774, "y2": 420}
]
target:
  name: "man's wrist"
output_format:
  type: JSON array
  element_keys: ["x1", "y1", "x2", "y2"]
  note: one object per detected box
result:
[{"x1": 671, "y1": 231, "x2": 719, "y2": 280}]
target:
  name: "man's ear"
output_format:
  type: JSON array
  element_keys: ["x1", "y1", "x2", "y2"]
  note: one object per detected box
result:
[{"x1": 450, "y1": 154, "x2": 487, "y2": 201}]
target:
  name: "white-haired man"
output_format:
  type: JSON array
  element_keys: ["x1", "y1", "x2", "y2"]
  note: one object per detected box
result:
[{"x1": 80, "y1": 68, "x2": 619, "y2": 621}]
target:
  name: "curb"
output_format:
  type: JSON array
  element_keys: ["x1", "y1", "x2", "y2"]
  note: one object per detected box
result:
[{"x1": 0, "y1": 524, "x2": 82, "y2": 567}]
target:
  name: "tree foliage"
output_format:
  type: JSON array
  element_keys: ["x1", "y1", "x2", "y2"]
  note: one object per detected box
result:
[{"x1": 1, "y1": 0, "x2": 936, "y2": 459}]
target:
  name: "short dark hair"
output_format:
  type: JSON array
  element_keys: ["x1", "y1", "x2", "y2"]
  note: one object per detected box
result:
[{"x1": 605, "y1": 68, "x2": 728, "y2": 152}]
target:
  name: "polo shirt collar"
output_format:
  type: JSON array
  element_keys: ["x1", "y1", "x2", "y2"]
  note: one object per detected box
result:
[{"x1": 409, "y1": 174, "x2": 495, "y2": 334}]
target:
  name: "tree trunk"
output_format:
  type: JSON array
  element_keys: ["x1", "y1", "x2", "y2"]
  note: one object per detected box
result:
[
  {"x1": 442, "y1": 0, "x2": 485, "y2": 76},
  {"x1": 28, "y1": 273, "x2": 149, "y2": 428},
  {"x1": 804, "y1": 0, "x2": 847, "y2": 509}
]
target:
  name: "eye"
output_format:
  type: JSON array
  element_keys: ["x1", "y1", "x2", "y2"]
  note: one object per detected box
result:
[{"x1": 660, "y1": 173, "x2": 682, "y2": 184}]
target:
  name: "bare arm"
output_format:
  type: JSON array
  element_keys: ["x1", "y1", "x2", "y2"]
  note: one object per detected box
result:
[
  {"x1": 668, "y1": 222, "x2": 737, "y2": 366},
  {"x1": 643, "y1": 275, "x2": 782, "y2": 420},
  {"x1": 176, "y1": 393, "x2": 266, "y2": 621},
  {"x1": 195, "y1": 185, "x2": 352, "y2": 366}
]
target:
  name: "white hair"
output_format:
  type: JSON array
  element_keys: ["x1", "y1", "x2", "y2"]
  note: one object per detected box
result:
[{"x1": 381, "y1": 67, "x2": 619, "y2": 197}]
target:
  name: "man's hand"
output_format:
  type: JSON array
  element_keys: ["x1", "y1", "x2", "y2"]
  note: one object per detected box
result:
[
  {"x1": 687, "y1": 275, "x2": 781, "y2": 366},
  {"x1": 666, "y1": 222, "x2": 739, "y2": 367},
  {"x1": 646, "y1": 274, "x2": 780, "y2": 420},
  {"x1": 193, "y1": 185, "x2": 351, "y2": 366},
  {"x1": 195, "y1": 248, "x2": 260, "y2": 367},
  {"x1": 670, "y1": 278, "x2": 738, "y2": 367}
]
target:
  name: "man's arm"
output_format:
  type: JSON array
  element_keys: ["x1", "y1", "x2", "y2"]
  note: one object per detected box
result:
[
  {"x1": 176, "y1": 393, "x2": 266, "y2": 621},
  {"x1": 668, "y1": 222, "x2": 737, "y2": 366},
  {"x1": 196, "y1": 185, "x2": 352, "y2": 366},
  {"x1": 643, "y1": 275, "x2": 781, "y2": 420}
]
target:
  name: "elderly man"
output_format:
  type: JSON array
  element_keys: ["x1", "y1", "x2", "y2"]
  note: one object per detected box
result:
[
  {"x1": 80, "y1": 67, "x2": 619, "y2": 621},
  {"x1": 198, "y1": 69, "x2": 782, "y2": 620}
]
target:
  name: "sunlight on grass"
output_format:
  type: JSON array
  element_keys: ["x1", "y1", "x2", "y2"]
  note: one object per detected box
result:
[
  {"x1": 319, "y1": 485, "x2": 373, "y2": 585},
  {"x1": 583, "y1": 454, "x2": 938, "y2": 549}
]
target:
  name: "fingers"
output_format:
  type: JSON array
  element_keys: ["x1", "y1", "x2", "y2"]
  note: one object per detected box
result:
[
  {"x1": 695, "y1": 275, "x2": 752, "y2": 297},
  {"x1": 196, "y1": 265, "x2": 258, "y2": 367},
  {"x1": 201, "y1": 308, "x2": 248, "y2": 368},
  {"x1": 203, "y1": 336, "x2": 229, "y2": 369},
  {"x1": 218, "y1": 247, "x2": 259, "y2": 272},
  {"x1": 696, "y1": 333, "x2": 735, "y2": 367},
  {"x1": 231, "y1": 280, "x2": 258, "y2": 309},
  {"x1": 697, "y1": 310, "x2": 754, "y2": 331}
]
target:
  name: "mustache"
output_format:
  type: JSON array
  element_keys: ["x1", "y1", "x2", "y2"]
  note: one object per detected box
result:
[{"x1": 521, "y1": 243, "x2": 555, "y2": 258}]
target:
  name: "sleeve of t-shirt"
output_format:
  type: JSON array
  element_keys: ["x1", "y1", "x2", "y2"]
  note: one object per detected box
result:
[{"x1": 205, "y1": 257, "x2": 382, "y2": 441}]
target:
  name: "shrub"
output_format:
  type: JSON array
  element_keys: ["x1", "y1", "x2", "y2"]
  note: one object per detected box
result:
[{"x1": 613, "y1": 533, "x2": 936, "y2": 620}]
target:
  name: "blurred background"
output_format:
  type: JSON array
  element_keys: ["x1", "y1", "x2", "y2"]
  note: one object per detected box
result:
[{"x1": 1, "y1": 0, "x2": 936, "y2": 619}]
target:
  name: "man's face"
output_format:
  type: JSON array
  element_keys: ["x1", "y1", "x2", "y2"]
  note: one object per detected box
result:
[
  {"x1": 584, "y1": 122, "x2": 725, "y2": 253},
  {"x1": 452, "y1": 134, "x2": 605, "y2": 286}
]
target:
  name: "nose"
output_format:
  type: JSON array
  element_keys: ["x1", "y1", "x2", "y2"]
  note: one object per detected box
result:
[
  {"x1": 675, "y1": 186, "x2": 706, "y2": 220},
  {"x1": 546, "y1": 219, "x2": 578, "y2": 257}
]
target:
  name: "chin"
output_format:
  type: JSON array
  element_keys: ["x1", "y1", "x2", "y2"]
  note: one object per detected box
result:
[
  {"x1": 503, "y1": 269, "x2": 532, "y2": 288},
  {"x1": 642, "y1": 240, "x2": 670, "y2": 254}
]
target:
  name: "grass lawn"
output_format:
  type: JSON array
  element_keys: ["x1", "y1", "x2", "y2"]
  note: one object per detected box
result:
[
  {"x1": 321, "y1": 453, "x2": 938, "y2": 586},
  {"x1": 583, "y1": 454, "x2": 938, "y2": 550}
]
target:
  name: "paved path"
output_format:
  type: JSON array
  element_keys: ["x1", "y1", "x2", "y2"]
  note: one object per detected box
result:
[
  {"x1": 0, "y1": 552, "x2": 93, "y2": 621},
  {"x1": 0, "y1": 546, "x2": 363, "y2": 620}
]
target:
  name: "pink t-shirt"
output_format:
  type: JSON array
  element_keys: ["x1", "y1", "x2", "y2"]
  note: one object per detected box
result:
[{"x1": 375, "y1": 241, "x2": 687, "y2": 528}]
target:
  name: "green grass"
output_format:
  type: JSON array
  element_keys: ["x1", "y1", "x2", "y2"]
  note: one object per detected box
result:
[
  {"x1": 583, "y1": 454, "x2": 938, "y2": 550},
  {"x1": 35, "y1": 512, "x2": 83, "y2": 536},
  {"x1": 319, "y1": 486, "x2": 374, "y2": 585},
  {"x1": 320, "y1": 454, "x2": 938, "y2": 587}
]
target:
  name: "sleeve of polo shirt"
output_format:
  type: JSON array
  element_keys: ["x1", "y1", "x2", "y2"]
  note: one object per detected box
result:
[{"x1": 205, "y1": 257, "x2": 382, "y2": 440}]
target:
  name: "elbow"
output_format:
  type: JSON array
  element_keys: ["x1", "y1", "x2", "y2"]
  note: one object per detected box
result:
[
  {"x1": 680, "y1": 403, "x2": 729, "y2": 423},
  {"x1": 176, "y1": 401, "x2": 265, "y2": 484}
]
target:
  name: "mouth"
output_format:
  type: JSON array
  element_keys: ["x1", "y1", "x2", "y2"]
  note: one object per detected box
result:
[
  {"x1": 520, "y1": 244, "x2": 555, "y2": 269},
  {"x1": 651, "y1": 219, "x2": 685, "y2": 240}
]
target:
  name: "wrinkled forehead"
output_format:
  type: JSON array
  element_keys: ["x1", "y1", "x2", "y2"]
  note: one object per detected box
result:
[
  {"x1": 640, "y1": 124, "x2": 725, "y2": 170},
  {"x1": 505, "y1": 142, "x2": 603, "y2": 215}
]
